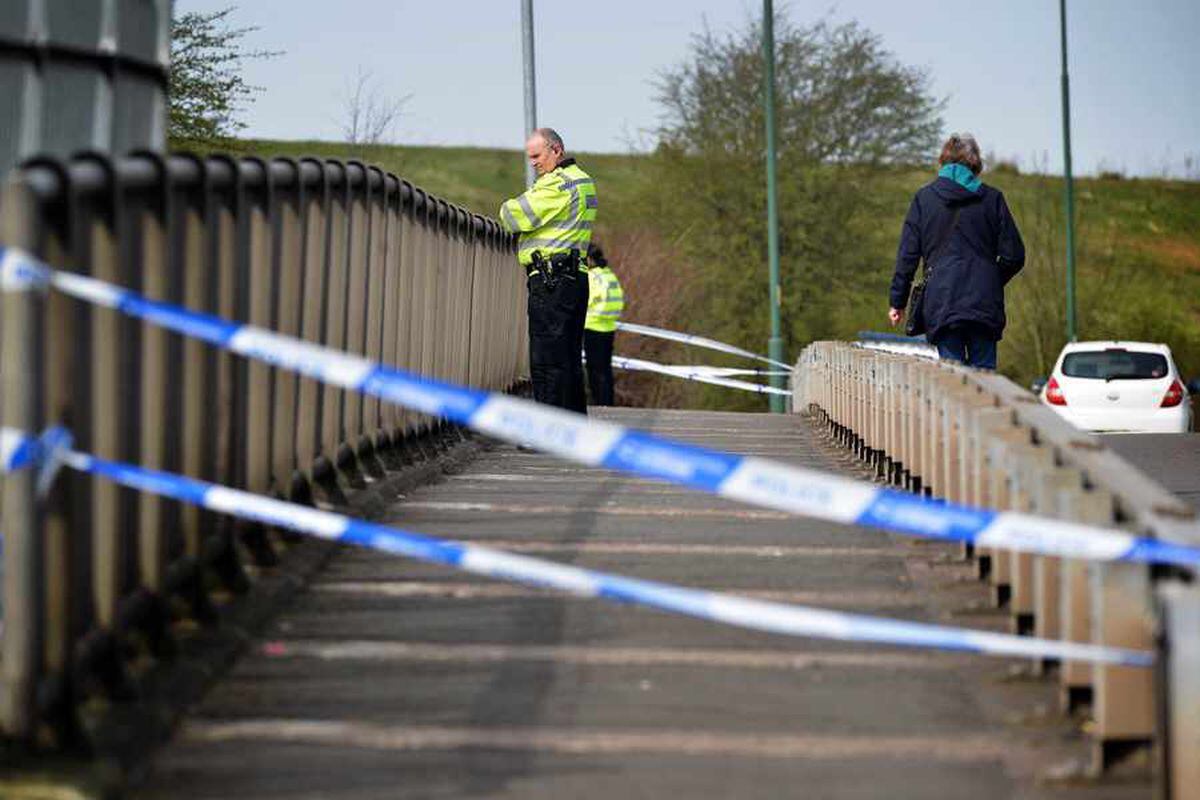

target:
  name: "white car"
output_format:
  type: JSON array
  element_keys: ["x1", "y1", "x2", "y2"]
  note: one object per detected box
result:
[{"x1": 1036, "y1": 341, "x2": 1196, "y2": 433}]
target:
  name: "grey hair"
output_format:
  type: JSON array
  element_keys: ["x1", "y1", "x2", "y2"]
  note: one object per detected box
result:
[
  {"x1": 532, "y1": 127, "x2": 565, "y2": 153},
  {"x1": 938, "y1": 132, "x2": 983, "y2": 174}
]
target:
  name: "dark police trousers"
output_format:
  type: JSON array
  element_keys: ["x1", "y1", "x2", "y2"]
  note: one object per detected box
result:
[
  {"x1": 527, "y1": 269, "x2": 589, "y2": 413},
  {"x1": 583, "y1": 329, "x2": 615, "y2": 406}
]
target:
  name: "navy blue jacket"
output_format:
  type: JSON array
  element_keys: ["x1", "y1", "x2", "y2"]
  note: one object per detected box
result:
[{"x1": 890, "y1": 176, "x2": 1025, "y2": 341}]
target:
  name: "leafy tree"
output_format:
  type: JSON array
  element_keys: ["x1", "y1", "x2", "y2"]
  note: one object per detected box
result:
[
  {"x1": 637, "y1": 14, "x2": 943, "y2": 408},
  {"x1": 168, "y1": 7, "x2": 279, "y2": 146},
  {"x1": 656, "y1": 17, "x2": 941, "y2": 165}
]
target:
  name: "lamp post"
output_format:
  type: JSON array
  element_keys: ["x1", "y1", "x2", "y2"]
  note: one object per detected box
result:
[
  {"x1": 521, "y1": 0, "x2": 538, "y2": 187},
  {"x1": 1060, "y1": 0, "x2": 1077, "y2": 341},
  {"x1": 763, "y1": 0, "x2": 785, "y2": 411}
]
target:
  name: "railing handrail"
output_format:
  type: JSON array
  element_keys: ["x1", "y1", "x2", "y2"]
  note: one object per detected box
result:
[
  {"x1": 13, "y1": 155, "x2": 511, "y2": 246},
  {"x1": 794, "y1": 339, "x2": 1199, "y2": 795},
  {"x1": 0, "y1": 150, "x2": 528, "y2": 750},
  {"x1": 950, "y1": 361, "x2": 1198, "y2": 536}
]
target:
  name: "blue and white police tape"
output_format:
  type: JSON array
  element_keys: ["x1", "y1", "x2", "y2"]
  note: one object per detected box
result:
[
  {"x1": 3, "y1": 246, "x2": 1199, "y2": 573},
  {"x1": 611, "y1": 354, "x2": 792, "y2": 397},
  {"x1": 0, "y1": 425, "x2": 1155, "y2": 667},
  {"x1": 0, "y1": 426, "x2": 73, "y2": 495},
  {"x1": 0, "y1": 426, "x2": 38, "y2": 472},
  {"x1": 616, "y1": 321, "x2": 792, "y2": 370}
]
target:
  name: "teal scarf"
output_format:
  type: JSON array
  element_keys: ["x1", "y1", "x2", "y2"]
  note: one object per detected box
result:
[{"x1": 938, "y1": 163, "x2": 981, "y2": 192}]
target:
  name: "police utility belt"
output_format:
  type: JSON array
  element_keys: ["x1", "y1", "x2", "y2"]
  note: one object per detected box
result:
[{"x1": 528, "y1": 250, "x2": 584, "y2": 282}]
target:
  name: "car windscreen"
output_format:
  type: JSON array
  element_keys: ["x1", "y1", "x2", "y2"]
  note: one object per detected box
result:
[{"x1": 1061, "y1": 350, "x2": 1169, "y2": 380}]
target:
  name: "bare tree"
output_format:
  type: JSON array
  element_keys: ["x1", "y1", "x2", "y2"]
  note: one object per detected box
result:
[{"x1": 342, "y1": 67, "x2": 410, "y2": 146}]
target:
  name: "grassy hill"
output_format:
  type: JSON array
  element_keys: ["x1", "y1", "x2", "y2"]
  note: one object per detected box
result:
[
  {"x1": 226, "y1": 138, "x2": 1200, "y2": 404},
  {"x1": 233, "y1": 139, "x2": 648, "y2": 227}
]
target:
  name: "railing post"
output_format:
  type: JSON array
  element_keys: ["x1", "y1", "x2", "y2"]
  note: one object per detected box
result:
[
  {"x1": 176, "y1": 154, "x2": 216, "y2": 587},
  {"x1": 270, "y1": 159, "x2": 306, "y2": 498},
  {"x1": 35, "y1": 168, "x2": 83, "y2": 744},
  {"x1": 889, "y1": 359, "x2": 903, "y2": 484},
  {"x1": 1059, "y1": 487, "x2": 1112, "y2": 713},
  {"x1": 397, "y1": 183, "x2": 421, "y2": 436},
  {"x1": 320, "y1": 161, "x2": 351, "y2": 475},
  {"x1": 341, "y1": 161, "x2": 370, "y2": 470},
  {"x1": 1160, "y1": 584, "x2": 1200, "y2": 799},
  {"x1": 1091, "y1": 560, "x2": 1156, "y2": 769},
  {"x1": 985, "y1": 426, "x2": 1027, "y2": 605},
  {"x1": 135, "y1": 152, "x2": 176, "y2": 605},
  {"x1": 361, "y1": 166, "x2": 389, "y2": 458},
  {"x1": 1008, "y1": 440, "x2": 1055, "y2": 634},
  {"x1": 1031, "y1": 466, "x2": 1080, "y2": 670},
  {"x1": 0, "y1": 179, "x2": 44, "y2": 741},
  {"x1": 295, "y1": 159, "x2": 329, "y2": 482},
  {"x1": 378, "y1": 175, "x2": 405, "y2": 446},
  {"x1": 242, "y1": 158, "x2": 278, "y2": 501},
  {"x1": 80, "y1": 157, "x2": 126, "y2": 639}
]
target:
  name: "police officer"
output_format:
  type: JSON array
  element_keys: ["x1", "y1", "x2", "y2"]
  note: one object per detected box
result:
[
  {"x1": 499, "y1": 128, "x2": 597, "y2": 413},
  {"x1": 582, "y1": 242, "x2": 624, "y2": 406}
]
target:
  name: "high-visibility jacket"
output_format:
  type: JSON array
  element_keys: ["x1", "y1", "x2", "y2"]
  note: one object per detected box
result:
[
  {"x1": 585, "y1": 266, "x2": 624, "y2": 332},
  {"x1": 498, "y1": 158, "x2": 597, "y2": 270}
]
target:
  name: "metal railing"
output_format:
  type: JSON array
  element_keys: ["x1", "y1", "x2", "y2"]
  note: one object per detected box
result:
[
  {"x1": 0, "y1": 152, "x2": 527, "y2": 745},
  {"x1": 795, "y1": 341, "x2": 1200, "y2": 795}
]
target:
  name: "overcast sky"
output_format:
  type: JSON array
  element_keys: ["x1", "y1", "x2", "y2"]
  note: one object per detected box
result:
[{"x1": 174, "y1": 0, "x2": 1200, "y2": 178}]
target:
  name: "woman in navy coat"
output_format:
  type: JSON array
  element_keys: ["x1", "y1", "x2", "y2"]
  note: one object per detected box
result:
[{"x1": 888, "y1": 134, "x2": 1026, "y2": 368}]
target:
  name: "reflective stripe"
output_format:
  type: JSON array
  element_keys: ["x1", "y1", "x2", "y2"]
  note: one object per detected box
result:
[
  {"x1": 512, "y1": 164, "x2": 595, "y2": 265},
  {"x1": 561, "y1": 166, "x2": 598, "y2": 226},
  {"x1": 519, "y1": 235, "x2": 590, "y2": 253},
  {"x1": 500, "y1": 205, "x2": 519, "y2": 232},
  {"x1": 545, "y1": 220, "x2": 593, "y2": 232},
  {"x1": 517, "y1": 195, "x2": 542, "y2": 228},
  {"x1": 586, "y1": 267, "x2": 624, "y2": 331}
]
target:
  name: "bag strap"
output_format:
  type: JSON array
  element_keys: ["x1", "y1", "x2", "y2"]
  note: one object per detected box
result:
[{"x1": 921, "y1": 205, "x2": 962, "y2": 276}]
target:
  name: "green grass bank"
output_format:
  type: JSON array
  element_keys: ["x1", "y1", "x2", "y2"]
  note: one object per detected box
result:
[{"x1": 209, "y1": 138, "x2": 1200, "y2": 407}]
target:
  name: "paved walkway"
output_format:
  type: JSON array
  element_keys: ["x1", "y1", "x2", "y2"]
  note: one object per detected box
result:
[
  {"x1": 134, "y1": 409, "x2": 1148, "y2": 799},
  {"x1": 1100, "y1": 433, "x2": 1200, "y2": 511}
]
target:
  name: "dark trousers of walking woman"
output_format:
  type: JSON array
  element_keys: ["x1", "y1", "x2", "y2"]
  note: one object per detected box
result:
[
  {"x1": 583, "y1": 329, "x2": 615, "y2": 406},
  {"x1": 527, "y1": 264, "x2": 589, "y2": 414},
  {"x1": 931, "y1": 321, "x2": 997, "y2": 369}
]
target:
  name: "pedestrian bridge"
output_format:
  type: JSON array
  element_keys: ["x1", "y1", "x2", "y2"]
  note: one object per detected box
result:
[{"x1": 1, "y1": 154, "x2": 1197, "y2": 799}]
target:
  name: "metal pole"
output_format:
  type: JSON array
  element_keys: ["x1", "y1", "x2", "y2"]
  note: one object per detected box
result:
[
  {"x1": 521, "y1": 0, "x2": 538, "y2": 188},
  {"x1": 1060, "y1": 0, "x2": 1077, "y2": 341},
  {"x1": 763, "y1": 0, "x2": 785, "y2": 411}
]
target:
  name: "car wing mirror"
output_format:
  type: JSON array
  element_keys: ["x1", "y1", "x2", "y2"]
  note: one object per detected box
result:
[
  {"x1": 1187, "y1": 378, "x2": 1200, "y2": 395},
  {"x1": 1030, "y1": 377, "x2": 1047, "y2": 394}
]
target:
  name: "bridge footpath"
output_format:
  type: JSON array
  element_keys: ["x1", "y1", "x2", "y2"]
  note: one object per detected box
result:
[
  {"x1": 1099, "y1": 433, "x2": 1200, "y2": 512},
  {"x1": 134, "y1": 410, "x2": 1147, "y2": 800}
]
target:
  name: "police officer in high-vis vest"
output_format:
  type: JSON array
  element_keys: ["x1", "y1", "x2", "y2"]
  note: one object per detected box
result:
[
  {"x1": 582, "y1": 242, "x2": 624, "y2": 406},
  {"x1": 499, "y1": 128, "x2": 597, "y2": 414}
]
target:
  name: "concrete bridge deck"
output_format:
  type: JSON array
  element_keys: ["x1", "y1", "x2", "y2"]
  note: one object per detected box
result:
[
  {"x1": 1100, "y1": 433, "x2": 1200, "y2": 512},
  {"x1": 132, "y1": 409, "x2": 1149, "y2": 800}
]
